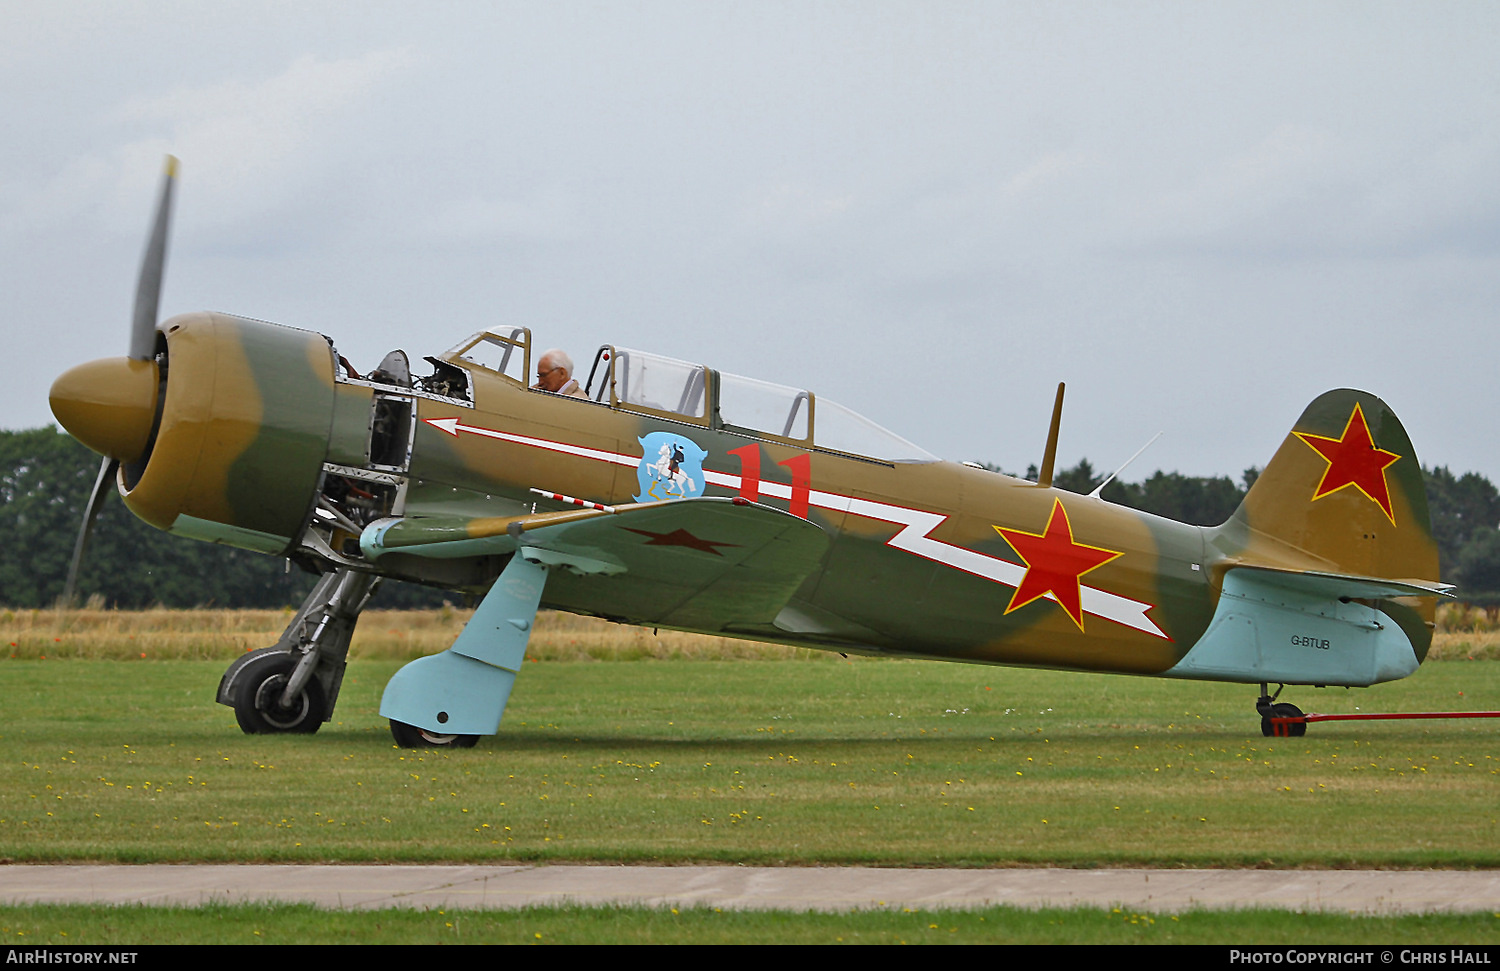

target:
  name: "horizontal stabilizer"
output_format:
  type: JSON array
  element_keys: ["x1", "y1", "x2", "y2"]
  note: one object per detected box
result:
[
  {"x1": 1166, "y1": 566, "x2": 1435, "y2": 687},
  {"x1": 1227, "y1": 565, "x2": 1454, "y2": 602}
]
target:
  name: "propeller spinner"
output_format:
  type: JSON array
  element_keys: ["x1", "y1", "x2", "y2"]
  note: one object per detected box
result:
[{"x1": 50, "y1": 156, "x2": 177, "y2": 603}]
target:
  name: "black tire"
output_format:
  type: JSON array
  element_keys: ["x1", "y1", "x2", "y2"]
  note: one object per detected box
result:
[
  {"x1": 233, "y1": 652, "x2": 325, "y2": 735},
  {"x1": 390, "y1": 720, "x2": 479, "y2": 749},
  {"x1": 1260, "y1": 702, "x2": 1307, "y2": 738}
]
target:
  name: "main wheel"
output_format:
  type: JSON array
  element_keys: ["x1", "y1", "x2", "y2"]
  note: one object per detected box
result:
[
  {"x1": 390, "y1": 720, "x2": 479, "y2": 748},
  {"x1": 232, "y1": 652, "x2": 326, "y2": 735},
  {"x1": 1260, "y1": 702, "x2": 1307, "y2": 738}
]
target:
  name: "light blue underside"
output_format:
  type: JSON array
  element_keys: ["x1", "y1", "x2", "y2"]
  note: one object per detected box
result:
[
  {"x1": 1165, "y1": 568, "x2": 1419, "y2": 686},
  {"x1": 379, "y1": 555, "x2": 547, "y2": 735}
]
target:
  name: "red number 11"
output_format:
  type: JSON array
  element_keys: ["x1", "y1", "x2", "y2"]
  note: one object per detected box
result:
[{"x1": 728, "y1": 444, "x2": 810, "y2": 519}]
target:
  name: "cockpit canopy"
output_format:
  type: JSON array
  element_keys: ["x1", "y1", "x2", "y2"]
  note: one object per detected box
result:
[{"x1": 444, "y1": 329, "x2": 936, "y2": 464}]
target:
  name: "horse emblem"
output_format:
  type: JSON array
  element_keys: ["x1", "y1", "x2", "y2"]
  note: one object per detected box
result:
[{"x1": 635, "y1": 432, "x2": 708, "y2": 502}]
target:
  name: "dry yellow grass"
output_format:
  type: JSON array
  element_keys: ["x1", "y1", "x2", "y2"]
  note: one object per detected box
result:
[
  {"x1": 0, "y1": 606, "x2": 814, "y2": 661},
  {"x1": 1427, "y1": 634, "x2": 1500, "y2": 660},
  {"x1": 3, "y1": 602, "x2": 1496, "y2": 661},
  {"x1": 1430, "y1": 603, "x2": 1500, "y2": 660}
]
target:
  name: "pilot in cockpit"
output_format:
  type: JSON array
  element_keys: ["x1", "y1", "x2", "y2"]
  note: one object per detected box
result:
[{"x1": 533, "y1": 348, "x2": 587, "y2": 398}]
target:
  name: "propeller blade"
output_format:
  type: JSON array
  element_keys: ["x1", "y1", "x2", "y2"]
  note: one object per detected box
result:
[
  {"x1": 129, "y1": 156, "x2": 178, "y2": 361},
  {"x1": 62, "y1": 456, "x2": 119, "y2": 606},
  {"x1": 67, "y1": 157, "x2": 176, "y2": 603}
]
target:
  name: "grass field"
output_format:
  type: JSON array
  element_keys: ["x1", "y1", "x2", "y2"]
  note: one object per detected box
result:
[
  {"x1": 2, "y1": 902, "x2": 1497, "y2": 945},
  {"x1": 3, "y1": 609, "x2": 1497, "y2": 943},
  {"x1": 1, "y1": 622, "x2": 1496, "y2": 867}
]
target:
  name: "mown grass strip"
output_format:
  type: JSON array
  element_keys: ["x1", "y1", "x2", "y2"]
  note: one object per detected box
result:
[{"x1": 1, "y1": 902, "x2": 1497, "y2": 945}]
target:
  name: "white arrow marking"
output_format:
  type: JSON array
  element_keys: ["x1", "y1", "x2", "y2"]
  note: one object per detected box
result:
[{"x1": 426, "y1": 417, "x2": 638, "y2": 468}]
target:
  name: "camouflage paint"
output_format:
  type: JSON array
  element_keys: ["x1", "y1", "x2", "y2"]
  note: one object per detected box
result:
[
  {"x1": 104, "y1": 313, "x2": 331, "y2": 550},
  {"x1": 1209, "y1": 389, "x2": 1440, "y2": 663},
  {"x1": 55, "y1": 315, "x2": 1445, "y2": 689}
]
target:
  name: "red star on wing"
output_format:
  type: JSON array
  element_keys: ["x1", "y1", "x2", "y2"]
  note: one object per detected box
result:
[
  {"x1": 1293, "y1": 402, "x2": 1402, "y2": 525},
  {"x1": 993, "y1": 499, "x2": 1122, "y2": 632},
  {"x1": 622, "y1": 526, "x2": 739, "y2": 556}
]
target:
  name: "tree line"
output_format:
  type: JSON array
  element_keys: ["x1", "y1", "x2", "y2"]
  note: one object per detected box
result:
[
  {"x1": 991, "y1": 457, "x2": 1500, "y2": 601},
  {"x1": 0, "y1": 428, "x2": 440, "y2": 610},
  {"x1": 2, "y1": 427, "x2": 1497, "y2": 609}
]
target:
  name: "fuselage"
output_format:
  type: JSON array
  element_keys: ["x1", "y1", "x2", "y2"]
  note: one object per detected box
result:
[{"x1": 391, "y1": 335, "x2": 1218, "y2": 676}]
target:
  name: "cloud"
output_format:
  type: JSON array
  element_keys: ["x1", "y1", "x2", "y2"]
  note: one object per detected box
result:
[
  {"x1": 740, "y1": 181, "x2": 858, "y2": 234},
  {"x1": 129, "y1": 50, "x2": 413, "y2": 216},
  {"x1": 5, "y1": 50, "x2": 414, "y2": 239},
  {"x1": 1119, "y1": 117, "x2": 1500, "y2": 261},
  {"x1": 424, "y1": 184, "x2": 586, "y2": 246},
  {"x1": 1120, "y1": 124, "x2": 1339, "y2": 254}
]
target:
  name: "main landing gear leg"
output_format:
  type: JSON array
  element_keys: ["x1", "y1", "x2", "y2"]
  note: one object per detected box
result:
[
  {"x1": 380, "y1": 554, "x2": 548, "y2": 748},
  {"x1": 217, "y1": 568, "x2": 379, "y2": 734},
  {"x1": 1256, "y1": 682, "x2": 1306, "y2": 738}
]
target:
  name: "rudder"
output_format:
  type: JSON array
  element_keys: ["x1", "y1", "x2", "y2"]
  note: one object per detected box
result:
[{"x1": 1210, "y1": 388, "x2": 1442, "y2": 664}]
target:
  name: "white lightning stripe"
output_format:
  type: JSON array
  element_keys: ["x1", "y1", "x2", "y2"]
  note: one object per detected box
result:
[
  {"x1": 427, "y1": 417, "x2": 1167, "y2": 638},
  {"x1": 835, "y1": 496, "x2": 1165, "y2": 639}
]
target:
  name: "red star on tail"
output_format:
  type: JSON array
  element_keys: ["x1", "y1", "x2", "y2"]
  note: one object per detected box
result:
[
  {"x1": 993, "y1": 499, "x2": 1123, "y2": 632},
  {"x1": 1293, "y1": 402, "x2": 1402, "y2": 525}
]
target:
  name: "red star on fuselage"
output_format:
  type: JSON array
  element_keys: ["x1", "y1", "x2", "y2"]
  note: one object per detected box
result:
[
  {"x1": 993, "y1": 498, "x2": 1122, "y2": 632},
  {"x1": 1293, "y1": 402, "x2": 1401, "y2": 525}
]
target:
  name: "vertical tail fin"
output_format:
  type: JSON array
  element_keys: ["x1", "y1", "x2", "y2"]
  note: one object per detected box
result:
[
  {"x1": 1164, "y1": 390, "x2": 1446, "y2": 687},
  {"x1": 1226, "y1": 389, "x2": 1438, "y2": 580},
  {"x1": 1212, "y1": 388, "x2": 1442, "y2": 663}
]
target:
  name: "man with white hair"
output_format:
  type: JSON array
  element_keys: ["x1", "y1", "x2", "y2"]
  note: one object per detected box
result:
[{"x1": 533, "y1": 348, "x2": 587, "y2": 398}]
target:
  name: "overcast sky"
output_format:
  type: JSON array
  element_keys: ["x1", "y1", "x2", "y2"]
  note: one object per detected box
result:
[{"x1": 5, "y1": 1, "x2": 1498, "y2": 485}]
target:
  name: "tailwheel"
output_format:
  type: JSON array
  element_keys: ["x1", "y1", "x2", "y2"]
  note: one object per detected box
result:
[
  {"x1": 1256, "y1": 684, "x2": 1307, "y2": 737},
  {"x1": 233, "y1": 652, "x2": 326, "y2": 734},
  {"x1": 1260, "y1": 702, "x2": 1307, "y2": 737},
  {"x1": 390, "y1": 720, "x2": 479, "y2": 749}
]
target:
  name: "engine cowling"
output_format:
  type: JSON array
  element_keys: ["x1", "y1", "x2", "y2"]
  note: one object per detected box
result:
[{"x1": 51, "y1": 311, "x2": 338, "y2": 555}]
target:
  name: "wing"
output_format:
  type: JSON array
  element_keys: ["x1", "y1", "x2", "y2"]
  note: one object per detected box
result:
[{"x1": 360, "y1": 497, "x2": 831, "y2": 629}]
